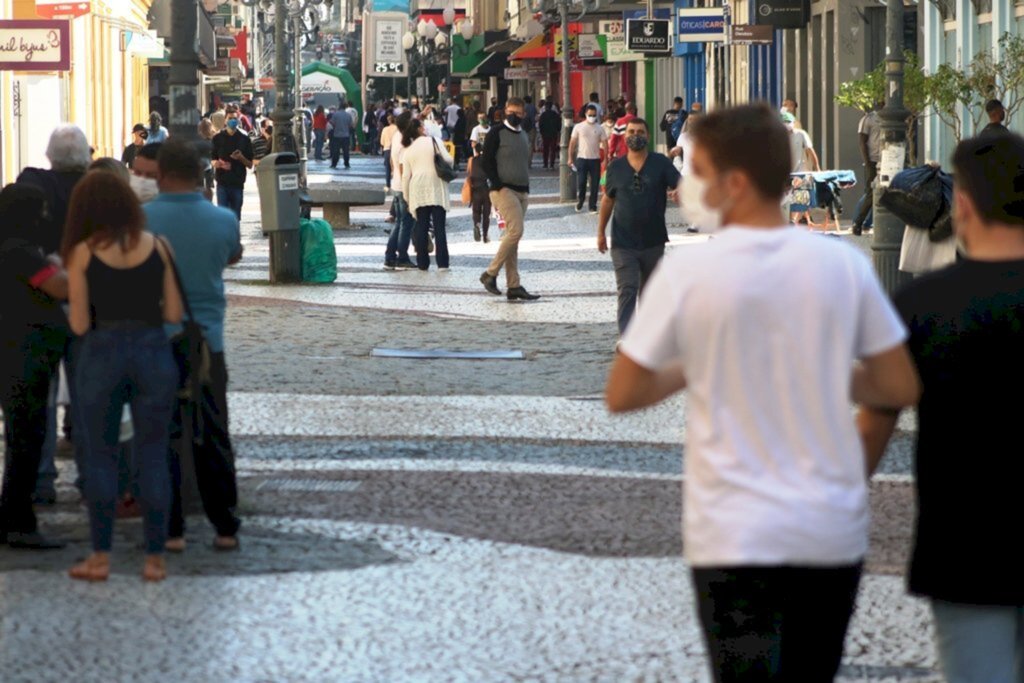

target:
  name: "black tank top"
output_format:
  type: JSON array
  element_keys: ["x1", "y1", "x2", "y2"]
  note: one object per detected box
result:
[{"x1": 86, "y1": 243, "x2": 165, "y2": 327}]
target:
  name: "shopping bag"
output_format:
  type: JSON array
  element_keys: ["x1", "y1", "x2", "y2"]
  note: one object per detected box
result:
[{"x1": 899, "y1": 225, "x2": 957, "y2": 275}]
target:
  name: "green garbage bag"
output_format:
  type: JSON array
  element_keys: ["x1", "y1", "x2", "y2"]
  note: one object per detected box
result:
[{"x1": 299, "y1": 218, "x2": 337, "y2": 283}]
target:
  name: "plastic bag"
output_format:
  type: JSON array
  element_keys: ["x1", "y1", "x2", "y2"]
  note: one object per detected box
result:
[
  {"x1": 900, "y1": 225, "x2": 957, "y2": 275},
  {"x1": 879, "y1": 166, "x2": 954, "y2": 242},
  {"x1": 299, "y1": 218, "x2": 338, "y2": 283}
]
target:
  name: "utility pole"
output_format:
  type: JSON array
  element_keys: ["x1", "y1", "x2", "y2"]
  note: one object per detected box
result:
[
  {"x1": 558, "y1": 0, "x2": 573, "y2": 203},
  {"x1": 293, "y1": 11, "x2": 308, "y2": 187},
  {"x1": 271, "y1": 0, "x2": 297, "y2": 155},
  {"x1": 870, "y1": 0, "x2": 911, "y2": 294},
  {"x1": 168, "y1": 0, "x2": 202, "y2": 143}
]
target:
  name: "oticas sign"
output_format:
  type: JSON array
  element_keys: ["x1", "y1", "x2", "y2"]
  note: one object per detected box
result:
[{"x1": 0, "y1": 20, "x2": 71, "y2": 71}]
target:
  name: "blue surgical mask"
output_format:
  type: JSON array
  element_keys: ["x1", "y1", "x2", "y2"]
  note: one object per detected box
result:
[{"x1": 227, "y1": 118, "x2": 240, "y2": 130}]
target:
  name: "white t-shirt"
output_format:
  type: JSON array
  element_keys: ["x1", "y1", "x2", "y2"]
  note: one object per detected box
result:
[
  {"x1": 390, "y1": 130, "x2": 404, "y2": 192},
  {"x1": 790, "y1": 128, "x2": 814, "y2": 172},
  {"x1": 570, "y1": 121, "x2": 608, "y2": 160},
  {"x1": 620, "y1": 226, "x2": 907, "y2": 567},
  {"x1": 469, "y1": 124, "x2": 491, "y2": 147},
  {"x1": 444, "y1": 104, "x2": 461, "y2": 129},
  {"x1": 675, "y1": 129, "x2": 695, "y2": 175}
]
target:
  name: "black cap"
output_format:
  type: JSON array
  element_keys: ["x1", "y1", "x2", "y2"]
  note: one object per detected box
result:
[{"x1": 132, "y1": 123, "x2": 147, "y2": 133}]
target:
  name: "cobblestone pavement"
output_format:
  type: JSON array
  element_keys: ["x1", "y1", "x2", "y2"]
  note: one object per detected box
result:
[{"x1": 0, "y1": 155, "x2": 940, "y2": 682}]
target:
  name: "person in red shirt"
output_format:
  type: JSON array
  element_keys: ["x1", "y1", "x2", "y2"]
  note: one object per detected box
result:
[
  {"x1": 312, "y1": 105, "x2": 328, "y2": 161},
  {"x1": 608, "y1": 102, "x2": 637, "y2": 161}
]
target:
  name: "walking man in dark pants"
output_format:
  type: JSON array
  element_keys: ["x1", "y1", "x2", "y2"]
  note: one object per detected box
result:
[
  {"x1": 328, "y1": 105, "x2": 354, "y2": 169},
  {"x1": 146, "y1": 139, "x2": 244, "y2": 552},
  {"x1": 570, "y1": 104, "x2": 608, "y2": 214},
  {"x1": 597, "y1": 118, "x2": 679, "y2": 334},
  {"x1": 210, "y1": 105, "x2": 253, "y2": 220},
  {"x1": 852, "y1": 104, "x2": 882, "y2": 235}
]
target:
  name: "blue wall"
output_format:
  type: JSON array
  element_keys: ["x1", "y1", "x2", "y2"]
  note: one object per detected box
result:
[{"x1": 674, "y1": 0, "x2": 707, "y2": 106}]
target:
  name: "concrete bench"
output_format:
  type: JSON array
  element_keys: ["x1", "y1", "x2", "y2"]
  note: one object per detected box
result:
[{"x1": 304, "y1": 183, "x2": 386, "y2": 230}]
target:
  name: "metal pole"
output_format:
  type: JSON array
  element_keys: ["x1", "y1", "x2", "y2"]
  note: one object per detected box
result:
[
  {"x1": 558, "y1": 0, "x2": 573, "y2": 203},
  {"x1": 293, "y1": 13, "x2": 308, "y2": 187},
  {"x1": 270, "y1": 0, "x2": 302, "y2": 283},
  {"x1": 870, "y1": 0, "x2": 911, "y2": 294},
  {"x1": 168, "y1": 0, "x2": 202, "y2": 144}
]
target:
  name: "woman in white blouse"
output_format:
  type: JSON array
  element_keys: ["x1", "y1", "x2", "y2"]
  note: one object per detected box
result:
[{"x1": 401, "y1": 118, "x2": 454, "y2": 271}]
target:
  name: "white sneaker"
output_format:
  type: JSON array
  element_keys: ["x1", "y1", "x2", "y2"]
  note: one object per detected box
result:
[{"x1": 438, "y1": 267, "x2": 450, "y2": 272}]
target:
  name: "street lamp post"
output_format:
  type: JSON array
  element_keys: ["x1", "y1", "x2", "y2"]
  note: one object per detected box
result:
[
  {"x1": 870, "y1": 0, "x2": 911, "y2": 294},
  {"x1": 271, "y1": 0, "x2": 297, "y2": 156},
  {"x1": 558, "y1": 0, "x2": 573, "y2": 203},
  {"x1": 403, "y1": 13, "x2": 473, "y2": 104}
]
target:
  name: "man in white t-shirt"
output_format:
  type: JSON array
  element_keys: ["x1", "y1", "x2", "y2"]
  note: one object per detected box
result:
[
  {"x1": 569, "y1": 104, "x2": 609, "y2": 213},
  {"x1": 783, "y1": 111, "x2": 820, "y2": 173},
  {"x1": 605, "y1": 104, "x2": 920, "y2": 682},
  {"x1": 443, "y1": 98, "x2": 461, "y2": 131}
]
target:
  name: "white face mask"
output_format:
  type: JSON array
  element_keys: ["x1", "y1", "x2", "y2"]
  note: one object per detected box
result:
[
  {"x1": 680, "y1": 174, "x2": 725, "y2": 232},
  {"x1": 586, "y1": 115, "x2": 597, "y2": 123},
  {"x1": 130, "y1": 174, "x2": 159, "y2": 203}
]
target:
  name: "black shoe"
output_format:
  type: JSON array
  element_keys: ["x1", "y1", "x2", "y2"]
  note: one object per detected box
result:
[
  {"x1": 395, "y1": 260, "x2": 417, "y2": 270},
  {"x1": 383, "y1": 261, "x2": 397, "y2": 271},
  {"x1": 2, "y1": 531, "x2": 66, "y2": 549},
  {"x1": 852, "y1": 224, "x2": 863, "y2": 236},
  {"x1": 576, "y1": 204, "x2": 584, "y2": 213},
  {"x1": 480, "y1": 272, "x2": 502, "y2": 295},
  {"x1": 686, "y1": 227, "x2": 700, "y2": 234},
  {"x1": 507, "y1": 286, "x2": 540, "y2": 301}
]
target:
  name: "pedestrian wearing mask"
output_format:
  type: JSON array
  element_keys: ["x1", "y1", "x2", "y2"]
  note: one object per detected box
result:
[
  {"x1": 569, "y1": 104, "x2": 609, "y2": 214},
  {"x1": 146, "y1": 112, "x2": 169, "y2": 145},
  {"x1": 62, "y1": 172, "x2": 182, "y2": 582},
  {"x1": 606, "y1": 104, "x2": 919, "y2": 682},
  {"x1": 597, "y1": 118, "x2": 680, "y2": 334},
  {"x1": 539, "y1": 101, "x2": 562, "y2": 169},
  {"x1": 129, "y1": 143, "x2": 162, "y2": 204},
  {"x1": 402, "y1": 117, "x2": 453, "y2": 271},
  {"x1": 0, "y1": 183, "x2": 70, "y2": 549},
  {"x1": 211, "y1": 105, "x2": 254, "y2": 219},
  {"x1": 480, "y1": 97, "x2": 540, "y2": 300},
  {"x1": 121, "y1": 124, "x2": 149, "y2": 170}
]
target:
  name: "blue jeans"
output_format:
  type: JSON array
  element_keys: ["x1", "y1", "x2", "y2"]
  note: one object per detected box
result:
[
  {"x1": 75, "y1": 327, "x2": 177, "y2": 554},
  {"x1": 932, "y1": 600, "x2": 1024, "y2": 683},
  {"x1": 217, "y1": 184, "x2": 244, "y2": 220},
  {"x1": 414, "y1": 205, "x2": 449, "y2": 270},
  {"x1": 385, "y1": 193, "x2": 416, "y2": 264},
  {"x1": 313, "y1": 129, "x2": 326, "y2": 160},
  {"x1": 576, "y1": 158, "x2": 601, "y2": 210}
]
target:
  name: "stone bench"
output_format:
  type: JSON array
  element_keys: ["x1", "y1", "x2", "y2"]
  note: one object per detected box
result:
[{"x1": 304, "y1": 183, "x2": 386, "y2": 229}]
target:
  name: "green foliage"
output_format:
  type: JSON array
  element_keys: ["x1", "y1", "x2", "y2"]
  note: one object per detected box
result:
[{"x1": 924, "y1": 62, "x2": 971, "y2": 141}]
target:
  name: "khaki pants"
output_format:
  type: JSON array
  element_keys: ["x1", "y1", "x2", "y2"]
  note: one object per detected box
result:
[{"x1": 486, "y1": 188, "x2": 529, "y2": 289}]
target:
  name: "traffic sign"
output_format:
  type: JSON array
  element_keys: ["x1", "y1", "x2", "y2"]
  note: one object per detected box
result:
[{"x1": 36, "y1": 0, "x2": 89, "y2": 19}]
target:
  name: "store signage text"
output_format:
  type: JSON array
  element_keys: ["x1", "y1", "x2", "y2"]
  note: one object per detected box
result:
[
  {"x1": 677, "y1": 8, "x2": 726, "y2": 43},
  {"x1": 598, "y1": 20, "x2": 643, "y2": 63},
  {"x1": 730, "y1": 24, "x2": 774, "y2": 45},
  {"x1": 35, "y1": 0, "x2": 90, "y2": 19},
  {"x1": 0, "y1": 20, "x2": 70, "y2": 71},
  {"x1": 626, "y1": 19, "x2": 671, "y2": 54},
  {"x1": 755, "y1": 0, "x2": 811, "y2": 29}
]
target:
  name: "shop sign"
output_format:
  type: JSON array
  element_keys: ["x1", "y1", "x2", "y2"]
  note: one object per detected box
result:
[
  {"x1": 301, "y1": 70, "x2": 346, "y2": 96},
  {"x1": 0, "y1": 20, "x2": 70, "y2": 71},
  {"x1": 578, "y1": 34, "x2": 603, "y2": 60},
  {"x1": 258, "y1": 76, "x2": 275, "y2": 90},
  {"x1": 598, "y1": 20, "x2": 643, "y2": 63},
  {"x1": 35, "y1": 0, "x2": 89, "y2": 19},
  {"x1": 504, "y1": 67, "x2": 529, "y2": 80},
  {"x1": 461, "y1": 78, "x2": 486, "y2": 91},
  {"x1": 754, "y1": 0, "x2": 811, "y2": 29},
  {"x1": 730, "y1": 24, "x2": 774, "y2": 45},
  {"x1": 677, "y1": 8, "x2": 726, "y2": 43},
  {"x1": 626, "y1": 19, "x2": 671, "y2": 54}
]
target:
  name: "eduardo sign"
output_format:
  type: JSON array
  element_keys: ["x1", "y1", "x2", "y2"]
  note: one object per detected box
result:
[
  {"x1": 626, "y1": 19, "x2": 671, "y2": 54},
  {"x1": 0, "y1": 20, "x2": 70, "y2": 71}
]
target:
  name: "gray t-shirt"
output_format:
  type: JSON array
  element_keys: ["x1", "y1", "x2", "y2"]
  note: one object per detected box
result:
[
  {"x1": 328, "y1": 110, "x2": 354, "y2": 138},
  {"x1": 858, "y1": 112, "x2": 882, "y2": 163}
]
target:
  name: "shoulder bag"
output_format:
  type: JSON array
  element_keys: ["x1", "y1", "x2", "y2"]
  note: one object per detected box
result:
[{"x1": 432, "y1": 138, "x2": 456, "y2": 183}]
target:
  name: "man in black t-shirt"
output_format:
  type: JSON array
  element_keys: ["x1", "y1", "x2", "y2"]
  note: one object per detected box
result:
[
  {"x1": 597, "y1": 118, "x2": 681, "y2": 334},
  {"x1": 211, "y1": 105, "x2": 254, "y2": 219},
  {"x1": 859, "y1": 133, "x2": 1024, "y2": 683},
  {"x1": 659, "y1": 97, "x2": 687, "y2": 150},
  {"x1": 980, "y1": 99, "x2": 1011, "y2": 138}
]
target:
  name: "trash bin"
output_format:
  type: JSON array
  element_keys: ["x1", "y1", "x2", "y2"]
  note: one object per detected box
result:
[
  {"x1": 254, "y1": 152, "x2": 303, "y2": 282},
  {"x1": 255, "y1": 152, "x2": 301, "y2": 233}
]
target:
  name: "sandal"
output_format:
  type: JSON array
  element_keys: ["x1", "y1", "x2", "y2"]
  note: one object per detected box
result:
[
  {"x1": 69, "y1": 554, "x2": 110, "y2": 582},
  {"x1": 142, "y1": 555, "x2": 167, "y2": 582},
  {"x1": 213, "y1": 535, "x2": 240, "y2": 552},
  {"x1": 165, "y1": 537, "x2": 186, "y2": 553}
]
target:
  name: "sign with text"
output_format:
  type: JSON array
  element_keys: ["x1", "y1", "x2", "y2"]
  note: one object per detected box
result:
[
  {"x1": 677, "y1": 8, "x2": 726, "y2": 43},
  {"x1": 598, "y1": 20, "x2": 643, "y2": 63},
  {"x1": 755, "y1": 0, "x2": 811, "y2": 29},
  {"x1": 0, "y1": 20, "x2": 70, "y2": 71},
  {"x1": 626, "y1": 19, "x2": 671, "y2": 54},
  {"x1": 369, "y1": 12, "x2": 407, "y2": 77},
  {"x1": 35, "y1": 0, "x2": 89, "y2": 19},
  {"x1": 460, "y1": 78, "x2": 485, "y2": 91},
  {"x1": 578, "y1": 34, "x2": 603, "y2": 60},
  {"x1": 730, "y1": 24, "x2": 774, "y2": 45}
]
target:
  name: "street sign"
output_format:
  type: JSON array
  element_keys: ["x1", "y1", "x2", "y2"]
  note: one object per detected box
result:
[
  {"x1": 755, "y1": 0, "x2": 811, "y2": 29},
  {"x1": 677, "y1": 8, "x2": 726, "y2": 43},
  {"x1": 730, "y1": 24, "x2": 774, "y2": 45},
  {"x1": 369, "y1": 13, "x2": 407, "y2": 77},
  {"x1": 259, "y1": 76, "x2": 275, "y2": 90},
  {"x1": 35, "y1": 0, "x2": 89, "y2": 19},
  {"x1": 626, "y1": 19, "x2": 671, "y2": 54},
  {"x1": 0, "y1": 20, "x2": 70, "y2": 71}
]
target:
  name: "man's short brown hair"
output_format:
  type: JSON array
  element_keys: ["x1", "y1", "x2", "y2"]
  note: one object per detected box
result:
[
  {"x1": 688, "y1": 104, "x2": 791, "y2": 200},
  {"x1": 506, "y1": 97, "x2": 525, "y2": 110}
]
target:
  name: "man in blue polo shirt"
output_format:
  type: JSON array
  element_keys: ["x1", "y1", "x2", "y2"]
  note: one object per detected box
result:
[{"x1": 145, "y1": 138, "x2": 243, "y2": 552}]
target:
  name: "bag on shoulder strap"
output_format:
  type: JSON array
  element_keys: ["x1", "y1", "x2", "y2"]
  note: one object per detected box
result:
[{"x1": 432, "y1": 138, "x2": 456, "y2": 183}]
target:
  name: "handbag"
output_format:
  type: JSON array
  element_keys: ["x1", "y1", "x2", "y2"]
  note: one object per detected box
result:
[
  {"x1": 432, "y1": 138, "x2": 456, "y2": 183},
  {"x1": 461, "y1": 157, "x2": 473, "y2": 204},
  {"x1": 158, "y1": 237, "x2": 211, "y2": 442}
]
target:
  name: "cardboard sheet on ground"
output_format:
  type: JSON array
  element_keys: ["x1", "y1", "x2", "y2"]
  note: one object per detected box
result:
[{"x1": 371, "y1": 348, "x2": 525, "y2": 360}]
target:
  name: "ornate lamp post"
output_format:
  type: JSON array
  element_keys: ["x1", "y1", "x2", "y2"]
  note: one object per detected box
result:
[{"x1": 402, "y1": 9, "x2": 473, "y2": 103}]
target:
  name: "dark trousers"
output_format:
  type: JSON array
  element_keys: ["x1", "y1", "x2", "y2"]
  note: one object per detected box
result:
[
  {"x1": 168, "y1": 351, "x2": 240, "y2": 539},
  {"x1": 542, "y1": 135, "x2": 559, "y2": 168},
  {"x1": 611, "y1": 245, "x2": 665, "y2": 335},
  {"x1": 471, "y1": 186, "x2": 492, "y2": 238},
  {"x1": 216, "y1": 184, "x2": 244, "y2": 221},
  {"x1": 385, "y1": 193, "x2": 416, "y2": 264},
  {"x1": 330, "y1": 136, "x2": 351, "y2": 168},
  {"x1": 383, "y1": 149, "x2": 392, "y2": 189},
  {"x1": 75, "y1": 328, "x2": 176, "y2": 554},
  {"x1": 853, "y1": 161, "x2": 878, "y2": 227},
  {"x1": 576, "y1": 158, "x2": 601, "y2": 210},
  {"x1": 313, "y1": 129, "x2": 326, "y2": 160},
  {"x1": 414, "y1": 205, "x2": 449, "y2": 270},
  {"x1": 692, "y1": 563, "x2": 863, "y2": 683},
  {"x1": 0, "y1": 327, "x2": 68, "y2": 534}
]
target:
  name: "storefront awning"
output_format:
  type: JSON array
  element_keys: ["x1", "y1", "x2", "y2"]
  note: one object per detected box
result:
[
  {"x1": 509, "y1": 33, "x2": 549, "y2": 60},
  {"x1": 451, "y1": 34, "x2": 486, "y2": 75},
  {"x1": 469, "y1": 52, "x2": 510, "y2": 78}
]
